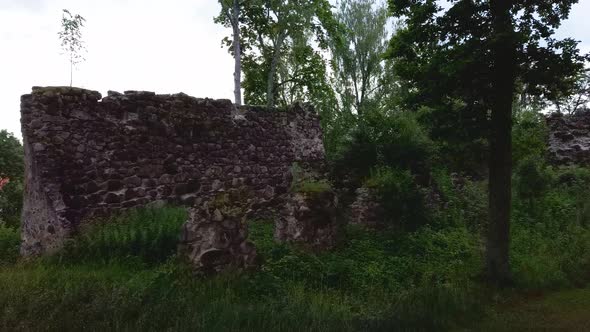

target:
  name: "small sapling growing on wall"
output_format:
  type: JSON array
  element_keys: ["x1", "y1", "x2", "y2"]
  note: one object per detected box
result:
[{"x1": 58, "y1": 9, "x2": 86, "y2": 87}]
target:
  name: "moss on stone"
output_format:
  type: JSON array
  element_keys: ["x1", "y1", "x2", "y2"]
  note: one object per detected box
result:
[
  {"x1": 292, "y1": 180, "x2": 332, "y2": 194},
  {"x1": 31, "y1": 86, "x2": 102, "y2": 99}
]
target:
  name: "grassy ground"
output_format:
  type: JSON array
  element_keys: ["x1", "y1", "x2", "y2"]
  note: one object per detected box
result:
[
  {"x1": 0, "y1": 208, "x2": 485, "y2": 331},
  {"x1": 1, "y1": 163, "x2": 590, "y2": 331},
  {"x1": 469, "y1": 286, "x2": 590, "y2": 331}
]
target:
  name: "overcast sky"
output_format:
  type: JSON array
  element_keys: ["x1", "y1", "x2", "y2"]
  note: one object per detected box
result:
[{"x1": 1, "y1": 0, "x2": 589, "y2": 139}]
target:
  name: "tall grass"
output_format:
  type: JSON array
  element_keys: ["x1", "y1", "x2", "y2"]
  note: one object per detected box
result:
[
  {"x1": 0, "y1": 222, "x2": 19, "y2": 265},
  {"x1": 510, "y1": 164, "x2": 590, "y2": 289},
  {"x1": 0, "y1": 209, "x2": 484, "y2": 331},
  {"x1": 1, "y1": 163, "x2": 590, "y2": 331},
  {"x1": 56, "y1": 207, "x2": 187, "y2": 265}
]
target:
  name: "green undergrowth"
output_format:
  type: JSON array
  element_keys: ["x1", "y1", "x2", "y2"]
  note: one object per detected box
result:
[
  {"x1": 1, "y1": 163, "x2": 590, "y2": 331},
  {"x1": 0, "y1": 209, "x2": 485, "y2": 331},
  {"x1": 54, "y1": 207, "x2": 187, "y2": 265},
  {"x1": 289, "y1": 162, "x2": 333, "y2": 194},
  {"x1": 471, "y1": 286, "x2": 590, "y2": 331},
  {"x1": 293, "y1": 179, "x2": 332, "y2": 193},
  {"x1": 0, "y1": 222, "x2": 19, "y2": 266}
]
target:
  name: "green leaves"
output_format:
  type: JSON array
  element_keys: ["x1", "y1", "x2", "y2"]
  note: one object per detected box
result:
[
  {"x1": 58, "y1": 208, "x2": 187, "y2": 265},
  {"x1": 0, "y1": 223, "x2": 19, "y2": 265},
  {"x1": 0, "y1": 130, "x2": 22, "y2": 181},
  {"x1": 216, "y1": 0, "x2": 337, "y2": 108},
  {"x1": 385, "y1": 0, "x2": 587, "y2": 172},
  {"x1": 58, "y1": 9, "x2": 86, "y2": 62},
  {"x1": 387, "y1": 0, "x2": 587, "y2": 112},
  {"x1": 331, "y1": 0, "x2": 390, "y2": 115},
  {"x1": 0, "y1": 131, "x2": 23, "y2": 228},
  {"x1": 58, "y1": 9, "x2": 86, "y2": 86}
]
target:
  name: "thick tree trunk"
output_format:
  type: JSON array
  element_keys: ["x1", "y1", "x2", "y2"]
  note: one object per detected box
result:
[
  {"x1": 267, "y1": 33, "x2": 285, "y2": 109},
  {"x1": 486, "y1": 0, "x2": 517, "y2": 285},
  {"x1": 232, "y1": 0, "x2": 242, "y2": 106}
]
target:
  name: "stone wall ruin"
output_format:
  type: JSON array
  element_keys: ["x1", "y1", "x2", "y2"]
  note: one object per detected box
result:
[
  {"x1": 547, "y1": 111, "x2": 590, "y2": 165},
  {"x1": 20, "y1": 86, "x2": 325, "y2": 255}
]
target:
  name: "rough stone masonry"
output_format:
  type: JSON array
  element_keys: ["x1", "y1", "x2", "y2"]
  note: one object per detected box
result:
[
  {"x1": 547, "y1": 111, "x2": 590, "y2": 165},
  {"x1": 20, "y1": 86, "x2": 325, "y2": 255}
]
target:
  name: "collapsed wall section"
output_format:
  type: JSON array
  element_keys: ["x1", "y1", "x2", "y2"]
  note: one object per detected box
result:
[{"x1": 20, "y1": 87, "x2": 325, "y2": 255}]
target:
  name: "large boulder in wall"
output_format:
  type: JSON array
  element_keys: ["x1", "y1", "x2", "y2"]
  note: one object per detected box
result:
[
  {"x1": 178, "y1": 194, "x2": 257, "y2": 273},
  {"x1": 275, "y1": 186, "x2": 341, "y2": 251}
]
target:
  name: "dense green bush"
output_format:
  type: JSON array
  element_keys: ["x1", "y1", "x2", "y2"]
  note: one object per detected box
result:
[
  {"x1": 371, "y1": 111, "x2": 435, "y2": 172},
  {"x1": 328, "y1": 111, "x2": 437, "y2": 228},
  {"x1": 0, "y1": 207, "x2": 485, "y2": 331},
  {"x1": 329, "y1": 111, "x2": 438, "y2": 231},
  {"x1": 1, "y1": 152, "x2": 590, "y2": 331},
  {"x1": 0, "y1": 181, "x2": 23, "y2": 228},
  {"x1": 247, "y1": 220, "x2": 484, "y2": 329},
  {"x1": 512, "y1": 109, "x2": 549, "y2": 165},
  {"x1": 431, "y1": 169, "x2": 488, "y2": 230},
  {"x1": 1, "y1": 173, "x2": 589, "y2": 331},
  {"x1": 417, "y1": 105, "x2": 489, "y2": 174},
  {"x1": 0, "y1": 223, "x2": 19, "y2": 265},
  {"x1": 510, "y1": 164, "x2": 590, "y2": 288},
  {"x1": 332, "y1": 110, "x2": 435, "y2": 184},
  {"x1": 56, "y1": 207, "x2": 187, "y2": 265},
  {"x1": 0, "y1": 130, "x2": 24, "y2": 228},
  {"x1": 511, "y1": 222, "x2": 590, "y2": 289},
  {"x1": 514, "y1": 157, "x2": 551, "y2": 203},
  {"x1": 365, "y1": 167, "x2": 430, "y2": 230}
]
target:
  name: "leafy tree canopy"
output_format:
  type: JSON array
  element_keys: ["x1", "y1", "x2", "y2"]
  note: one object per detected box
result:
[
  {"x1": 386, "y1": 0, "x2": 588, "y2": 163},
  {"x1": 216, "y1": 0, "x2": 340, "y2": 108},
  {"x1": 0, "y1": 131, "x2": 23, "y2": 181}
]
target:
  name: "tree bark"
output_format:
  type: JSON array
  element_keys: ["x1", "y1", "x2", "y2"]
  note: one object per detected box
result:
[
  {"x1": 70, "y1": 54, "x2": 73, "y2": 87},
  {"x1": 231, "y1": 0, "x2": 242, "y2": 106},
  {"x1": 267, "y1": 33, "x2": 285, "y2": 108},
  {"x1": 555, "y1": 100, "x2": 562, "y2": 114},
  {"x1": 352, "y1": 73, "x2": 361, "y2": 114},
  {"x1": 486, "y1": 0, "x2": 517, "y2": 286}
]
